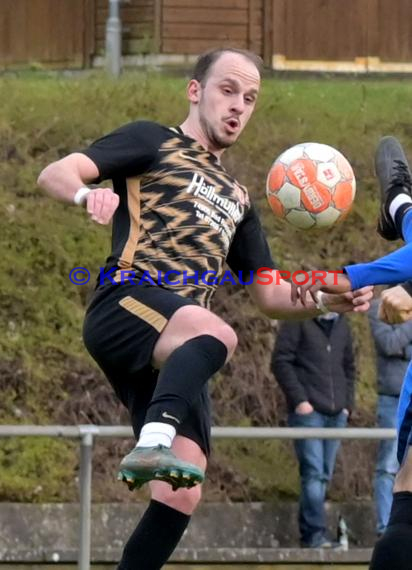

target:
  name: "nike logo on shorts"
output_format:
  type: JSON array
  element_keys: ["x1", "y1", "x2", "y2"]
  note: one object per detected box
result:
[{"x1": 162, "y1": 411, "x2": 181, "y2": 424}]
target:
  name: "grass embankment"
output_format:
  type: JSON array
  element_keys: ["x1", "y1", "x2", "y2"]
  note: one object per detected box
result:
[{"x1": 1, "y1": 72, "x2": 411, "y2": 502}]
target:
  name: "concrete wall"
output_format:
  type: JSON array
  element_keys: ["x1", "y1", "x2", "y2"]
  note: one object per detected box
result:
[{"x1": 0, "y1": 502, "x2": 376, "y2": 564}]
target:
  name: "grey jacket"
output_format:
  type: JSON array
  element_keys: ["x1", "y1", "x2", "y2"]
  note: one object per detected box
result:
[{"x1": 368, "y1": 299, "x2": 412, "y2": 396}]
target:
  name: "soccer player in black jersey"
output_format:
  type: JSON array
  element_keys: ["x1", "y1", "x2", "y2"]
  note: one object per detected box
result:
[{"x1": 38, "y1": 48, "x2": 372, "y2": 569}]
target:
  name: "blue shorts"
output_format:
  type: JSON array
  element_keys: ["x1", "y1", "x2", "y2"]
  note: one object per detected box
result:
[{"x1": 397, "y1": 361, "x2": 412, "y2": 464}]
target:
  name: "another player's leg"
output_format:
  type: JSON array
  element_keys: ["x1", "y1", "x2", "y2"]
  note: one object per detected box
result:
[
  {"x1": 375, "y1": 136, "x2": 412, "y2": 241},
  {"x1": 369, "y1": 453, "x2": 412, "y2": 569},
  {"x1": 118, "y1": 305, "x2": 236, "y2": 491},
  {"x1": 370, "y1": 364, "x2": 412, "y2": 569},
  {"x1": 118, "y1": 436, "x2": 206, "y2": 570}
]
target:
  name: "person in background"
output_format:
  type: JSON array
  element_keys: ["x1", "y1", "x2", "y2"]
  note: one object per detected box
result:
[
  {"x1": 271, "y1": 312, "x2": 355, "y2": 548},
  {"x1": 368, "y1": 295, "x2": 412, "y2": 535}
]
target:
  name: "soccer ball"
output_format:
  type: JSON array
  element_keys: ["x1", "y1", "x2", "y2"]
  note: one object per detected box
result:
[{"x1": 266, "y1": 142, "x2": 356, "y2": 230}]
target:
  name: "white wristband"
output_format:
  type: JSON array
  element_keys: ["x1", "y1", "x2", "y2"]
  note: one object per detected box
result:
[
  {"x1": 315, "y1": 291, "x2": 329, "y2": 314},
  {"x1": 73, "y1": 186, "x2": 91, "y2": 206}
]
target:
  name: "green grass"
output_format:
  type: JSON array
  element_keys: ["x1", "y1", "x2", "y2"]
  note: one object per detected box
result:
[{"x1": 0, "y1": 71, "x2": 410, "y2": 501}]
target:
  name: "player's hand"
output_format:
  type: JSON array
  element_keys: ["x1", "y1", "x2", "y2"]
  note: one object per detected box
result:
[
  {"x1": 378, "y1": 285, "x2": 412, "y2": 324},
  {"x1": 291, "y1": 270, "x2": 352, "y2": 307},
  {"x1": 322, "y1": 286, "x2": 374, "y2": 314},
  {"x1": 86, "y1": 188, "x2": 119, "y2": 224}
]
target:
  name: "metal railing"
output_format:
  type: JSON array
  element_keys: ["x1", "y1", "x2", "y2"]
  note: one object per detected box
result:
[{"x1": 0, "y1": 425, "x2": 397, "y2": 570}]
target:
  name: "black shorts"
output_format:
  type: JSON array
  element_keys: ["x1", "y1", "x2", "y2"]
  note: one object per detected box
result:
[{"x1": 83, "y1": 283, "x2": 212, "y2": 457}]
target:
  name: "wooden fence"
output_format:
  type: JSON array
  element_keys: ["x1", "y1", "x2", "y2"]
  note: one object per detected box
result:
[
  {"x1": 95, "y1": 0, "x2": 268, "y2": 60},
  {"x1": 271, "y1": 0, "x2": 412, "y2": 72},
  {"x1": 1, "y1": 0, "x2": 412, "y2": 71},
  {"x1": 0, "y1": 0, "x2": 95, "y2": 68}
]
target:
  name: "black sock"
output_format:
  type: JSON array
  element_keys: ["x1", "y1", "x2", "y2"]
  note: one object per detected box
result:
[
  {"x1": 118, "y1": 499, "x2": 191, "y2": 570},
  {"x1": 394, "y1": 202, "x2": 412, "y2": 239},
  {"x1": 387, "y1": 491, "x2": 412, "y2": 526},
  {"x1": 145, "y1": 335, "x2": 227, "y2": 426},
  {"x1": 370, "y1": 493, "x2": 412, "y2": 570},
  {"x1": 370, "y1": 524, "x2": 412, "y2": 569}
]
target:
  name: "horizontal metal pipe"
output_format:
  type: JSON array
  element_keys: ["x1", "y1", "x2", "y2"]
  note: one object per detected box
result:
[{"x1": 0, "y1": 425, "x2": 397, "y2": 440}]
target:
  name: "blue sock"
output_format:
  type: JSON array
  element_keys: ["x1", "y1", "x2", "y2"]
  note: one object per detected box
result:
[{"x1": 401, "y1": 208, "x2": 412, "y2": 243}]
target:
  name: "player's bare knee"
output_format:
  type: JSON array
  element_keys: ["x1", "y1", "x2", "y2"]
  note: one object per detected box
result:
[
  {"x1": 213, "y1": 324, "x2": 238, "y2": 360},
  {"x1": 394, "y1": 452, "x2": 412, "y2": 492},
  {"x1": 152, "y1": 484, "x2": 202, "y2": 515}
]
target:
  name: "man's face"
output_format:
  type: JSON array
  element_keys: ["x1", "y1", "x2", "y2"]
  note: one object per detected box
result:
[{"x1": 191, "y1": 53, "x2": 260, "y2": 150}]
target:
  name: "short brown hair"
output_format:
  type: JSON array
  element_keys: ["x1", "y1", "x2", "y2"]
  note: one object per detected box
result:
[{"x1": 192, "y1": 48, "x2": 263, "y2": 85}]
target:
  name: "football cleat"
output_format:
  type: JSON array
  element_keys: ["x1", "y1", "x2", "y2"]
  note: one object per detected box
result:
[
  {"x1": 117, "y1": 445, "x2": 204, "y2": 491},
  {"x1": 375, "y1": 136, "x2": 412, "y2": 240}
]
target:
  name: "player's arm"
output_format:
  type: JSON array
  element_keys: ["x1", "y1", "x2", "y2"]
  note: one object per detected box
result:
[
  {"x1": 293, "y1": 242, "x2": 412, "y2": 307},
  {"x1": 38, "y1": 153, "x2": 118, "y2": 225},
  {"x1": 39, "y1": 121, "x2": 160, "y2": 225},
  {"x1": 226, "y1": 205, "x2": 322, "y2": 318},
  {"x1": 227, "y1": 205, "x2": 372, "y2": 317},
  {"x1": 248, "y1": 271, "x2": 372, "y2": 319},
  {"x1": 38, "y1": 152, "x2": 100, "y2": 202},
  {"x1": 248, "y1": 272, "x2": 319, "y2": 318},
  {"x1": 290, "y1": 270, "x2": 353, "y2": 307}
]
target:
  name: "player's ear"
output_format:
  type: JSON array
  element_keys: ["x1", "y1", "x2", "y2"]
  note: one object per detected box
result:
[{"x1": 187, "y1": 79, "x2": 201, "y2": 104}]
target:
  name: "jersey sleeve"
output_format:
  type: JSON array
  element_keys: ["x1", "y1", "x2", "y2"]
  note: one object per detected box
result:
[
  {"x1": 344, "y1": 241, "x2": 412, "y2": 289},
  {"x1": 80, "y1": 120, "x2": 162, "y2": 181},
  {"x1": 226, "y1": 204, "x2": 277, "y2": 275}
]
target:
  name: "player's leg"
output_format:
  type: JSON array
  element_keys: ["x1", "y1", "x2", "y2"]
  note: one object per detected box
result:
[
  {"x1": 83, "y1": 284, "x2": 211, "y2": 487},
  {"x1": 375, "y1": 136, "x2": 412, "y2": 241},
  {"x1": 84, "y1": 284, "x2": 232, "y2": 489},
  {"x1": 118, "y1": 389, "x2": 210, "y2": 569},
  {"x1": 120, "y1": 304, "x2": 237, "y2": 489},
  {"x1": 343, "y1": 139, "x2": 412, "y2": 289},
  {"x1": 118, "y1": 436, "x2": 206, "y2": 570},
  {"x1": 145, "y1": 304, "x2": 236, "y2": 428},
  {"x1": 370, "y1": 364, "x2": 412, "y2": 569},
  {"x1": 369, "y1": 452, "x2": 412, "y2": 570}
]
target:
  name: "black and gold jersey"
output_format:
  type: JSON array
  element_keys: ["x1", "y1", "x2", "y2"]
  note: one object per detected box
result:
[{"x1": 82, "y1": 121, "x2": 275, "y2": 307}]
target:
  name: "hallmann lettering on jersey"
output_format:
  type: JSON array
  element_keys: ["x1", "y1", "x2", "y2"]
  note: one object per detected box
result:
[{"x1": 186, "y1": 172, "x2": 243, "y2": 223}]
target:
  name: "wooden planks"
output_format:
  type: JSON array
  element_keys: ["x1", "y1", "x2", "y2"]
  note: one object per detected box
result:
[
  {"x1": 0, "y1": 0, "x2": 94, "y2": 68},
  {"x1": 4, "y1": 0, "x2": 412, "y2": 69},
  {"x1": 161, "y1": 0, "x2": 263, "y2": 55},
  {"x1": 271, "y1": 0, "x2": 412, "y2": 66}
]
